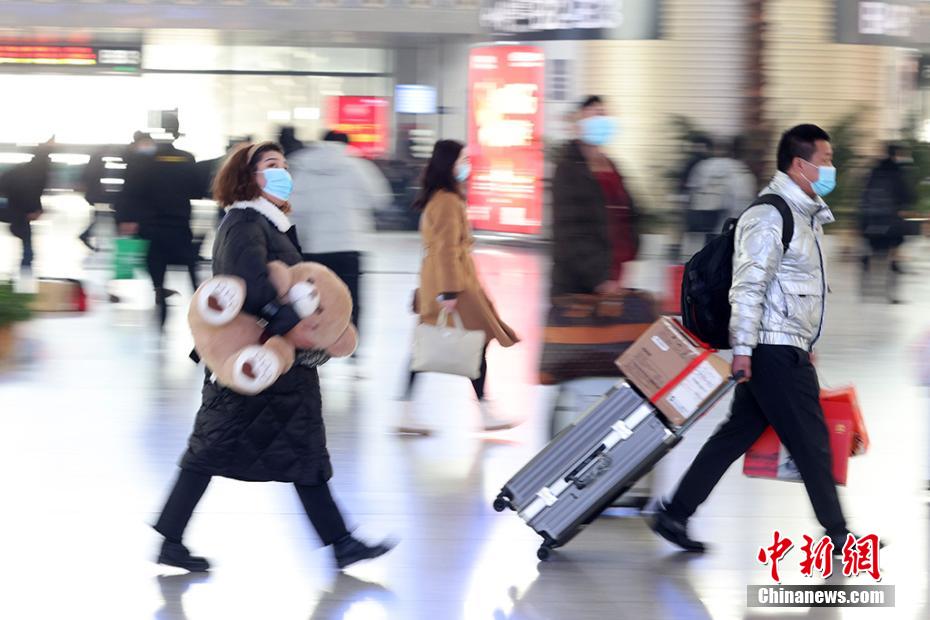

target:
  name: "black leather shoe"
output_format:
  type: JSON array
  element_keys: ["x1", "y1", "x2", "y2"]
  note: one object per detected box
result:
[
  {"x1": 333, "y1": 534, "x2": 396, "y2": 570},
  {"x1": 828, "y1": 530, "x2": 886, "y2": 558},
  {"x1": 646, "y1": 501, "x2": 707, "y2": 553},
  {"x1": 157, "y1": 540, "x2": 211, "y2": 572}
]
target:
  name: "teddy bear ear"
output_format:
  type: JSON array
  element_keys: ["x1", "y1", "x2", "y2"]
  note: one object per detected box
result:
[{"x1": 327, "y1": 325, "x2": 358, "y2": 358}]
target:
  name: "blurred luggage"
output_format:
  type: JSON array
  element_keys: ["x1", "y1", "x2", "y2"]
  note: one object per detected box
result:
[
  {"x1": 743, "y1": 386, "x2": 869, "y2": 486},
  {"x1": 538, "y1": 290, "x2": 656, "y2": 385},
  {"x1": 32, "y1": 278, "x2": 88, "y2": 313},
  {"x1": 496, "y1": 376, "x2": 737, "y2": 561}
]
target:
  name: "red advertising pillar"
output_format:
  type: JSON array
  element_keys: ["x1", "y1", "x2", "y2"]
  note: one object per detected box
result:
[{"x1": 467, "y1": 46, "x2": 545, "y2": 235}]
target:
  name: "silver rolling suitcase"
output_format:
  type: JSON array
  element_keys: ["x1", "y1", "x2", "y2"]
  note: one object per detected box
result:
[
  {"x1": 550, "y1": 377, "x2": 654, "y2": 509},
  {"x1": 493, "y1": 379, "x2": 736, "y2": 561}
]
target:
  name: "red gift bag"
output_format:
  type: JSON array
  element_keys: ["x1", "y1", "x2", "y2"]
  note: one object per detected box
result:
[
  {"x1": 743, "y1": 386, "x2": 868, "y2": 486},
  {"x1": 820, "y1": 386, "x2": 870, "y2": 456}
]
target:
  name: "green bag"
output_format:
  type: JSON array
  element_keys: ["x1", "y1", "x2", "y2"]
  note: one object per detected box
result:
[{"x1": 113, "y1": 237, "x2": 150, "y2": 280}]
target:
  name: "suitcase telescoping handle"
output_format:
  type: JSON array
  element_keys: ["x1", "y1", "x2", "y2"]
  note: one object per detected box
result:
[{"x1": 676, "y1": 371, "x2": 744, "y2": 435}]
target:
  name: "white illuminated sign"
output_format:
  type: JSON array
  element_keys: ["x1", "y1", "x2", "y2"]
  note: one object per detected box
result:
[
  {"x1": 481, "y1": 0, "x2": 618, "y2": 34},
  {"x1": 97, "y1": 49, "x2": 142, "y2": 66},
  {"x1": 858, "y1": 1, "x2": 916, "y2": 37}
]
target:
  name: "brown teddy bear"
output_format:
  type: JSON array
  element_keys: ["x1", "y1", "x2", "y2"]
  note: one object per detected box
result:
[{"x1": 189, "y1": 260, "x2": 357, "y2": 394}]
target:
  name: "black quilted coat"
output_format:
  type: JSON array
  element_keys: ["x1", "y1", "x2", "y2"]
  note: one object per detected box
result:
[{"x1": 180, "y1": 206, "x2": 333, "y2": 485}]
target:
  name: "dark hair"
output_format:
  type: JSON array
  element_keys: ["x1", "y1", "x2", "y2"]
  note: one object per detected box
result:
[
  {"x1": 412, "y1": 139, "x2": 465, "y2": 211},
  {"x1": 580, "y1": 95, "x2": 604, "y2": 110},
  {"x1": 213, "y1": 141, "x2": 284, "y2": 207},
  {"x1": 278, "y1": 126, "x2": 304, "y2": 155},
  {"x1": 776, "y1": 124, "x2": 831, "y2": 172},
  {"x1": 132, "y1": 130, "x2": 151, "y2": 144},
  {"x1": 323, "y1": 130, "x2": 350, "y2": 144}
]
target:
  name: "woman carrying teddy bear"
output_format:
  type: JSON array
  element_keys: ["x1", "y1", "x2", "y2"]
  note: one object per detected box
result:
[{"x1": 152, "y1": 141, "x2": 394, "y2": 572}]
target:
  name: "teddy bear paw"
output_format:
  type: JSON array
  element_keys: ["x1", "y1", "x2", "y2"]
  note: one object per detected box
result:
[
  {"x1": 196, "y1": 277, "x2": 245, "y2": 326},
  {"x1": 232, "y1": 345, "x2": 282, "y2": 394}
]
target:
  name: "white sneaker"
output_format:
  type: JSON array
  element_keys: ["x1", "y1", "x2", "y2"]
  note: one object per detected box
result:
[
  {"x1": 478, "y1": 399, "x2": 522, "y2": 432},
  {"x1": 393, "y1": 401, "x2": 432, "y2": 436}
]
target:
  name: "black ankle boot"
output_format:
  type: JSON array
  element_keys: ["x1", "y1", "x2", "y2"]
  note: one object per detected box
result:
[
  {"x1": 158, "y1": 540, "x2": 211, "y2": 572},
  {"x1": 332, "y1": 534, "x2": 396, "y2": 570},
  {"x1": 646, "y1": 500, "x2": 707, "y2": 553}
]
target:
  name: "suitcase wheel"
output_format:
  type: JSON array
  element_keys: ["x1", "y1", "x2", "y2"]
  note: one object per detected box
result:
[
  {"x1": 537, "y1": 545, "x2": 552, "y2": 562},
  {"x1": 492, "y1": 496, "x2": 511, "y2": 513}
]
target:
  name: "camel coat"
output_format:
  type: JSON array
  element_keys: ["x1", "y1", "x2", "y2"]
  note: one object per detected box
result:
[{"x1": 416, "y1": 190, "x2": 518, "y2": 347}]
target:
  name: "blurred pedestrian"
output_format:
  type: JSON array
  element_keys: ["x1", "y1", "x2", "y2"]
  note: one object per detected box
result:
[
  {"x1": 153, "y1": 141, "x2": 394, "y2": 572},
  {"x1": 859, "y1": 143, "x2": 917, "y2": 304},
  {"x1": 682, "y1": 136, "x2": 757, "y2": 255},
  {"x1": 0, "y1": 138, "x2": 52, "y2": 276},
  {"x1": 120, "y1": 118, "x2": 201, "y2": 329},
  {"x1": 396, "y1": 139, "x2": 521, "y2": 435},
  {"x1": 278, "y1": 126, "x2": 305, "y2": 156},
  {"x1": 78, "y1": 147, "x2": 109, "y2": 252},
  {"x1": 649, "y1": 124, "x2": 858, "y2": 555},
  {"x1": 550, "y1": 95, "x2": 639, "y2": 296},
  {"x1": 288, "y1": 129, "x2": 392, "y2": 356}
]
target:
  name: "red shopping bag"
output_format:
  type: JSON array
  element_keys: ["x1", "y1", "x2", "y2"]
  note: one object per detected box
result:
[
  {"x1": 743, "y1": 387, "x2": 868, "y2": 486},
  {"x1": 820, "y1": 386, "x2": 869, "y2": 456}
]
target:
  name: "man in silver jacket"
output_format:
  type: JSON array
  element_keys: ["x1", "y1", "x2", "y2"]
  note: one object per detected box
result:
[{"x1": 649, "y1": 124, "x2": 853, "y2": 554}]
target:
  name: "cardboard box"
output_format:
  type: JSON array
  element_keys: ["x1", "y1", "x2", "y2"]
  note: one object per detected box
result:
[
  {"x1": 743, "y1": 405, "x2": 854, "y2": 486},
  {"x1": 32, "y1": 278, "x2": 87, "y2": 313},
  {"x1": 616, "y1": 317, "x2": 730, "y2": 426}
]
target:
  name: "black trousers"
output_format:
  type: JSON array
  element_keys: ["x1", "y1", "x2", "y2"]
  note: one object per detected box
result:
[
  {"x1": 666, "y1": 345, "x2": 847, "y2": 536},
  {"x1": 9, "y1": 220, "x2": 33, "y2": 268},
  {"x1": 405, "y1": 344, "x2": 489, "y2": 401},
  {"x1": 303, "y1": 252, "x2": 361, "y2": 338},
  {"x1": 147, "y1": 242, "x2": 200, "y2": 327},
  {"x1": 154, "y1": 469, "x2": 350, "y2": 546}
]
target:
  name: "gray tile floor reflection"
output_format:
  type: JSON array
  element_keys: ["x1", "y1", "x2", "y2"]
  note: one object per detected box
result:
[{"x1": 1, "y1": 196, "x2": 928, "y2": 619}]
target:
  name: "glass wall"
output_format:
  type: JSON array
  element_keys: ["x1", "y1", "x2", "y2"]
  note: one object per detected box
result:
[{"x1": 0, "y1": 43, "x2": 394, "y2": 160}]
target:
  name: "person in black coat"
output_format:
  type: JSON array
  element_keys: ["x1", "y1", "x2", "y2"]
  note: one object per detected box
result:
[
  {"x1": 153, "y1": 141, "x2": 394, "y2": 573},
  {"x1": 859, "y1": 143, "x2": 918, "y2": 303},
  {"x1": 0, "y1": 142, "x2": 52, "y2": 272},
  {"x1": 120, "y1": 123, "x2": 202, "y2": 328}
]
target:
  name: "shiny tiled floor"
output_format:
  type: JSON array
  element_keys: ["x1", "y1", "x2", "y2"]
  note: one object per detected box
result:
[{"x1": 1, "y1": 196, "x2": 928, "y2": 619}]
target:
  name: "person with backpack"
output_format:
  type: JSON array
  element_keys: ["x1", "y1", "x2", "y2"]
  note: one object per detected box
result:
[{"x1": 650, "y1": 124, "x2": 857, "y2": 555}]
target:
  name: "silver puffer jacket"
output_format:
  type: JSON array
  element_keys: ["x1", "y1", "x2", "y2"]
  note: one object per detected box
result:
[{"x1": 729, "y1": 172, "x2": 834, "y2": 356}]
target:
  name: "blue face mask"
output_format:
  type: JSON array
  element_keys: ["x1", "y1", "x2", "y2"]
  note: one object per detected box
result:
[
  {"x1": 804, "y1": 162, "x2": 837, "y2": 197},
  {"x1": 579, "y1": 116, "x2": 618, "y2": 147},
  {"x1": 455, "y1": 162, "x2": 471, "y2": 183},
  {"x1": 261, "y1": 168, "x2": 293, "y2": 201}
]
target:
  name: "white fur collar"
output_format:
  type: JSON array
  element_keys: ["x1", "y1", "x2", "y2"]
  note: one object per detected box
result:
[{"x1": 228, "y1": 197, "x2": 292, "y2": 232}]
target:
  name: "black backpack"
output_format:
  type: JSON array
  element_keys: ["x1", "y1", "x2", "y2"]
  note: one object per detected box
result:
[{"x1": 680, "y1": 194, "x2": 794, "y2": 349}]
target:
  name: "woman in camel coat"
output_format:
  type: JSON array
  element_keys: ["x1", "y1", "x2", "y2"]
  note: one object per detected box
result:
[{"x1": 398, "y1": 139, "x2": 521, "y2": 434}]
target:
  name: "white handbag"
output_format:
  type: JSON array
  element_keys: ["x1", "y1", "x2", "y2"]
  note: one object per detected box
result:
[{"x1": 411, "y1": 309, "x2": 487, "y2": 379}]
